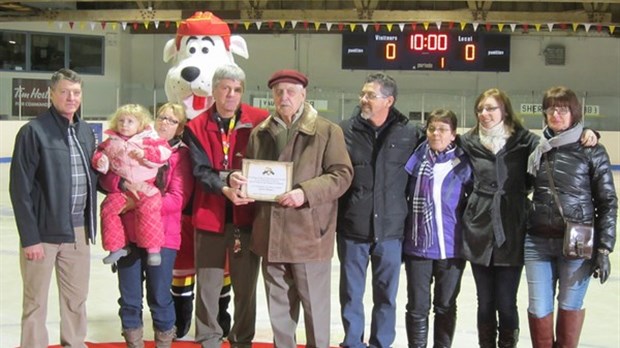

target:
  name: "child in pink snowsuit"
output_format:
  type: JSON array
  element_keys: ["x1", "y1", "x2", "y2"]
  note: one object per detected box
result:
[{"x1": 93, "y1": 104, "x2": 172, "y2": 266}]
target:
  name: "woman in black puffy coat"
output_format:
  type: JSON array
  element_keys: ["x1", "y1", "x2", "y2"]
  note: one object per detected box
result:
[{"x1": 525, "y1": 86, "x2": 617, "y2": 348}]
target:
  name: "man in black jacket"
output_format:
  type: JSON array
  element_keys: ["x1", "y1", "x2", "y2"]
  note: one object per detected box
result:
[
  {"x1": 10, "y1": 68, "x2": 98, "y2": 348},
  {"x1": 337, "y1": 73, "x2": 422, "y2": 348}
]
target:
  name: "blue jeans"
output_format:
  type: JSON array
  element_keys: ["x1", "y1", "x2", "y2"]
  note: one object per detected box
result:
[
  {"x1": 524, "y1": 234, "x2": 592, "y2": 318},
  {"x1": 470, "y1": 263, "x2": 522, "y2": 330},
  {"x1": 337, "y1": 235, "x2": 402, "y2": 348},
  {"x1": 116, "y1": 245, "x2": 177, "y2": 331}
]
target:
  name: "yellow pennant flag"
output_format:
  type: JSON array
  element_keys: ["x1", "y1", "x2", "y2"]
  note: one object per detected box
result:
[
  {"x1": 144, "y1": 21, "x2": 150, "y2": 29},
  {"x1": 572, "y1": 23, "x2": 579, "y2": 31},
  {"x1": 349, "y1": 23, "x2": 357, "y2": 32},
  {"x1": 498, "y1": 23, "x2": 505, "y2": 32},
  {"x1": 280, "y1": 20, "x2": 286, "y2": 29},
  {"x1": 111, "y1": 23, "x2": 118, "y2": 30},
  {"x1": 387, "y1": 24, "x2": 393, "y2": 32},
  {"x1": 610, "y1": 25, "x2": 616, "y2": 34},
  {"x1": 534, "y1": 24, "x2": 541, "y2": 32},
  {"x1": 460, "y1": 22, "x2": 467, "y2": 30},
  {"x1": 314, "y1": 22, "x2": 321, "y2": 31},
  {"x1": 423, "y1": 22, "x2": 430, "y2": 30},
  {"x1": 244, "y1": 22, "x2": 251, "y2": 30}
]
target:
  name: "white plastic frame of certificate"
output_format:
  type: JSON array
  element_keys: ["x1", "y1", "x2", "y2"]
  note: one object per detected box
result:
[{"x1": 241, "y1": 159, "x2": 293, "y2": 202}]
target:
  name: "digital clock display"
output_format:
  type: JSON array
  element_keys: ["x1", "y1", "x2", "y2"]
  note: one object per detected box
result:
[{"x1": 342, "y1": 31, "x2": 510, "y2": 72}]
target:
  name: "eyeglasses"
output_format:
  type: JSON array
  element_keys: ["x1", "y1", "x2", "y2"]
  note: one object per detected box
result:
[
  {"x1": 545, "y1": 106, "x2": 570, "y2": 116},
  {"x1": 157, "y1": 116, "x2": 180, "y2": 125},
  {"x1": 427, "y1": 126, "x2": 453, "y2": 134},
  {"x1": 358, "y1": 92, "x2": 387, "y2": 101},
  {"x1": 476, "y1": 105, "x2": 500, "y2": 114}
]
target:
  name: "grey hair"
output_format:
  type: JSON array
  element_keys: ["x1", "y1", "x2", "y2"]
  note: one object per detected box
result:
[
  {"x1": 212, "y1": 64, "x2": 246, "y2": 91},
  {"x1": 51, "y1": 68, "x2": 82, "y2": 89},
  {"x1": 364, "y1": 73, "x2": 398, "y2": 102}
]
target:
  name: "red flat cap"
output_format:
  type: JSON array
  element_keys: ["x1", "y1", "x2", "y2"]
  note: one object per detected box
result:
[{"x1": 268, "y1": 69, "x2": 308, "y2": 88}]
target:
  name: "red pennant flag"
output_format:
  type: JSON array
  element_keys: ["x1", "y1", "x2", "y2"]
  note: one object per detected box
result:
[
  {"x1": 101, "y1": 22, "x2": 107, "y2": 30},
  {"x1": 411, "y1": 22, "x2": 417, "y2": 31},
  {"x1": 69, "y1": 22, "x2": 74, "y2": 29},
  {"x1": 596, "y1": 24, "x2": 602, "y2": 32},
  {"x1": 522, "y1": 23, "x2": 529, "y2": 33},
  {"x1": 233, "y1": 22, "x2": 239, "y2": 30},
  {"x1": 485, "y1": 23, "x2": 492, "y2": 31},
  {"x1": 338, "y1": 23, "x2": 344, "y2": 31},
  {"x1": 374, "y1": 23, "x2": 380, "y2": 32},
  {"x1": 559, "y1": 23, "x2": 567, "y2": 30},
  {"x1": 268, "y1": 21, "x2": 274, "y2": 29},
  {"x1": 448, "y1": 22, "x2": 454, "y2": 30},
  {"x1": 303, "y1": 21, "x2": 309, "y2": 29},
  {"x1": 132, "y1": 22, "x2": 139, "y2": 30},
  {"x1": 165, "y1": 21, "x2": 170, "y2": 28}
]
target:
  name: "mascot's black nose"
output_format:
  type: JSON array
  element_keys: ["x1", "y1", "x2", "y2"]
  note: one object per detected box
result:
[{"x1": 181, "y1": 66, "x2": 200, "y2": 82}]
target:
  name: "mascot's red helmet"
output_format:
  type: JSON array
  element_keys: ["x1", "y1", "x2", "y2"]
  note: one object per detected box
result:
[{"x1": 175, "y1": 11, "x2": 231, "y2": 50}]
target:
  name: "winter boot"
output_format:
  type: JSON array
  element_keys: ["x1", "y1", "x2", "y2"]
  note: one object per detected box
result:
[
  {"x1": 478, "y1": 323, "x2": 497, "y2": 348},
  {"x1": 528, "y1": 312, "x2": 554, "y2": 348},
  {"x1": 154, "y1": 326, "x2": 176, "y2": 348},
  {"x1": 173, "y1": 294, "x2": 194, "y2": 338},
  {"x1": 122, "y1": 327, "x2": 144, "y2": 348},
  {"x1": 434, "y1": 309, "x2": 457, "y2": 348},
  {"x1": 498, "y1": 328, "x2": 519, "y2": 348},
  {"x1": 555, "y1": 309, "x2": 585, "y2": 348},
  {"x1": 406, "y1": 312, "x2": 429, "y2": 348}
]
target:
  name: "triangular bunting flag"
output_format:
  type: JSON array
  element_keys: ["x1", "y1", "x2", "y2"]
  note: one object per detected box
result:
[
  {"x1": 509, "y1": 24, "x2": 517, "y2": 32},
  {"x1": 165, "y1": 21, "x2": 170, "y2": 29},
  {"x1": 267, "y1": 21, "x2": 273, "y2": 29},
  {"x1": 398, "y1": 23, "x2": 405, "y2": 32},
  {"x1": 485, "y1": 23, "x2": 492, "y2": 31},
  {"x1": 596, "y1": 24, "x2": 602, "y2": 32},
  {"x1": 291, "y1": 21, "x2": 298, "y2": 28},
  {"x1": 47, "y1": 21, "x2": 53, "y2": 28},
  {"x1": 411, "y1": 22, "x2": 417, "y2": 31},
  {"x1": 233, "y1": 23, "x2": 239, "y2": 31},
  {"x1": 498, "y1": 23, "x2": 504, "y2": 32},
  {"x1": 143, "y1": 21, "x2": 149, "y2": 30},
  {"x1": 279, "y1": 20, "x2": 286, "y2": 29},
  {"x1": 256, "y1": 22, "x2": 263, "y2": 30},
  {"x1": 175, "y1": 21, "x2": 181, "y2": 28},
  {"x1": 423, "y1": 22, "x2": 430, "y2": 30},
  {"x1": 314, "y1": 22, "x2": 321, "y2": 31},
  {"x1": 436, "y1": 21, "x2": 442, "y2": 30},
  {"x1": 363, "y1": 24, "x2": 370, "y2": 32},
  {"x1": 373, "y1": 23, "x2": 380, "y2": 31},
  {"x1": 547, "y1": 23, "x2": 554, "y2": 32},
  {"x1": 326, "y1": 22, "x2": 333, "y2": 31},
  {"x1": 522, "y1": 23, "x2": 529, "y2": 32},
  {"x1": 338, "y1": 23, "x2": 344, "y2": 31},
  {"x1": 559, "y1": 23, "x2": 567, "y2": 30},
  {"x1": 584, "y1": 23, "x2": 591, "y2": 32},
  {"x1": 472, "y1": 22, "x2": 480, "y2": 31},
  {"x1": 79, "y1": 22, "x2": 86, "y2": 29},
  {"x1": 69, "y1": 22, "x2": 75, "y2": 29},
  {"x1": 349, "y1": 23, "x2": 357, "y2": 32},
  {"x1": 572, "y1": 23, "x2": 579, "y2": 31},
  {"x1": 101, "y1": 22, "x2": 107, "y2": 30},
  {"x1": 460, "y1": 22, "x2": 467, "y2": 30},
  {"x1": 303, "y1": 21, "x2": 309, "y2": 29},
  {"x1": 121, "y1": 22, "x2": 127, "y2": 30},
  {"x1": 111, "y1": 23, "x2": 117, "y2": 30},
  {"x1": 534, "y1": 24, "x2": 541, "y2": 32},
  {"x1": 243, "y1": 22, "x2": 251, "y2": 30},
  {"x1": 448, "y1": 22, "x2": 455, "y2": 30},
  {"x1": 154, "y1": 20, "x2": 160, "y2": 29},
  {"x1": 387, "y1": 24, "x2": 393, "y2": 32},
  {"x1": 610, "y1": 25, "x2": 616, "y2": 34},
  {"x1": 132, "y1": 22, "x2": 139, "y2": 30},
  {"x1": 89, "y1": 22, "x2": 96, "y2": 31},
  {"x1": 56, "y1": 22, "x2": 63, "y2": 29}
]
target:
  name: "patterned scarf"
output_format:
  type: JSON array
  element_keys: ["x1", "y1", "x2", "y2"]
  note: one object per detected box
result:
[
  {"x1": 410, "y1": 142, "x2": 456, "y2": 249},
  {"x1": 527, "y1": 122, "x2": 583, "y2": 175}
]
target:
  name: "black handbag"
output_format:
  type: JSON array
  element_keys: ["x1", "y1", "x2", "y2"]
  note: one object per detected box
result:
[{"x1": 544, "y1": 156, "x2": 594, "y2": 260}]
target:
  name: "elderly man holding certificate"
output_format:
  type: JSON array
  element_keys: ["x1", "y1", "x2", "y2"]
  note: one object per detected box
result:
[{"x1": 230, "y1": 69, "x2": 353, "y2": 347}]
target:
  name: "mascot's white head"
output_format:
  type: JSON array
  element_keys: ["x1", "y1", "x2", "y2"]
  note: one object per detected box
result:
[{"x1": 163, "y1": 11, "x2": 248, "y2": 119}]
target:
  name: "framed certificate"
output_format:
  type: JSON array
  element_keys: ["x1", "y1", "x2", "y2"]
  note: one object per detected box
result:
[{"x1": 242, "y1": 159, "x2": 293, "y2": 202}]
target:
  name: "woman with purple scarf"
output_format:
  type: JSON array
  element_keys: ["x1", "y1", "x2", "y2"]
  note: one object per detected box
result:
[{"x1": 403, "y1": 109, "x2": 473, "y2": 348}]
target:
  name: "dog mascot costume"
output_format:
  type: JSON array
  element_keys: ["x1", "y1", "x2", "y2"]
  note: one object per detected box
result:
[{"x1": 163, "y1": 11, "x2": 249, "y2": 338}]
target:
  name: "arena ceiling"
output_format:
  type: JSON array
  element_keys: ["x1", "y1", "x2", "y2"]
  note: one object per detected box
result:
[{"x1": 1, "y1": 1, "x2": 619, "y2": 26}]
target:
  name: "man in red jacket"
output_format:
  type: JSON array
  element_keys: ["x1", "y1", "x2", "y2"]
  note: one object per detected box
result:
[{"x1": 184, "y1": 64, "x2": 269, "y2": 348}]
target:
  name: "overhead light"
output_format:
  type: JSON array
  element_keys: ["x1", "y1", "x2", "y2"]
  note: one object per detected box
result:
[{"x1": 8, "y1": 40, "x2": 16, "y2": 44}]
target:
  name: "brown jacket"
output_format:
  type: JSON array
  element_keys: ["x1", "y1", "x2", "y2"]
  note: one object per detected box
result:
[{"x1": 246, "y1": 103, "x2": 353, "y2": 263}]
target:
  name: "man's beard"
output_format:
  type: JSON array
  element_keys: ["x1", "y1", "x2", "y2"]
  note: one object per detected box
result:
[{"x1": 360, "y1": 109, "x2": 372, "y2": 120}]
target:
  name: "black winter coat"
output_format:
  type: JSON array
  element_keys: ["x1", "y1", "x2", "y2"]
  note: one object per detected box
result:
[
  {"x1": 459, "y1": 127, "x2": 539, "y2": 266},
  {"x1": 337, "y1": 106, "x2": 422, "y2": 243},
  {"x1": 528, "y1": 142, "x2": 617, "y2": 252}
]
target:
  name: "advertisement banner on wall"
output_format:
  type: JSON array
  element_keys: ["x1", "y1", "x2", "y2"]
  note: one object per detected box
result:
[{"x1": 12, "y1": 78, "x2": 50, "y2": 117}]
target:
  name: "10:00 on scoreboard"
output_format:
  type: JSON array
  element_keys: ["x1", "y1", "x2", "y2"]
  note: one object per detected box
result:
[{"x1": 342, "y1": 31, "x2": 511, "y2": 72}]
